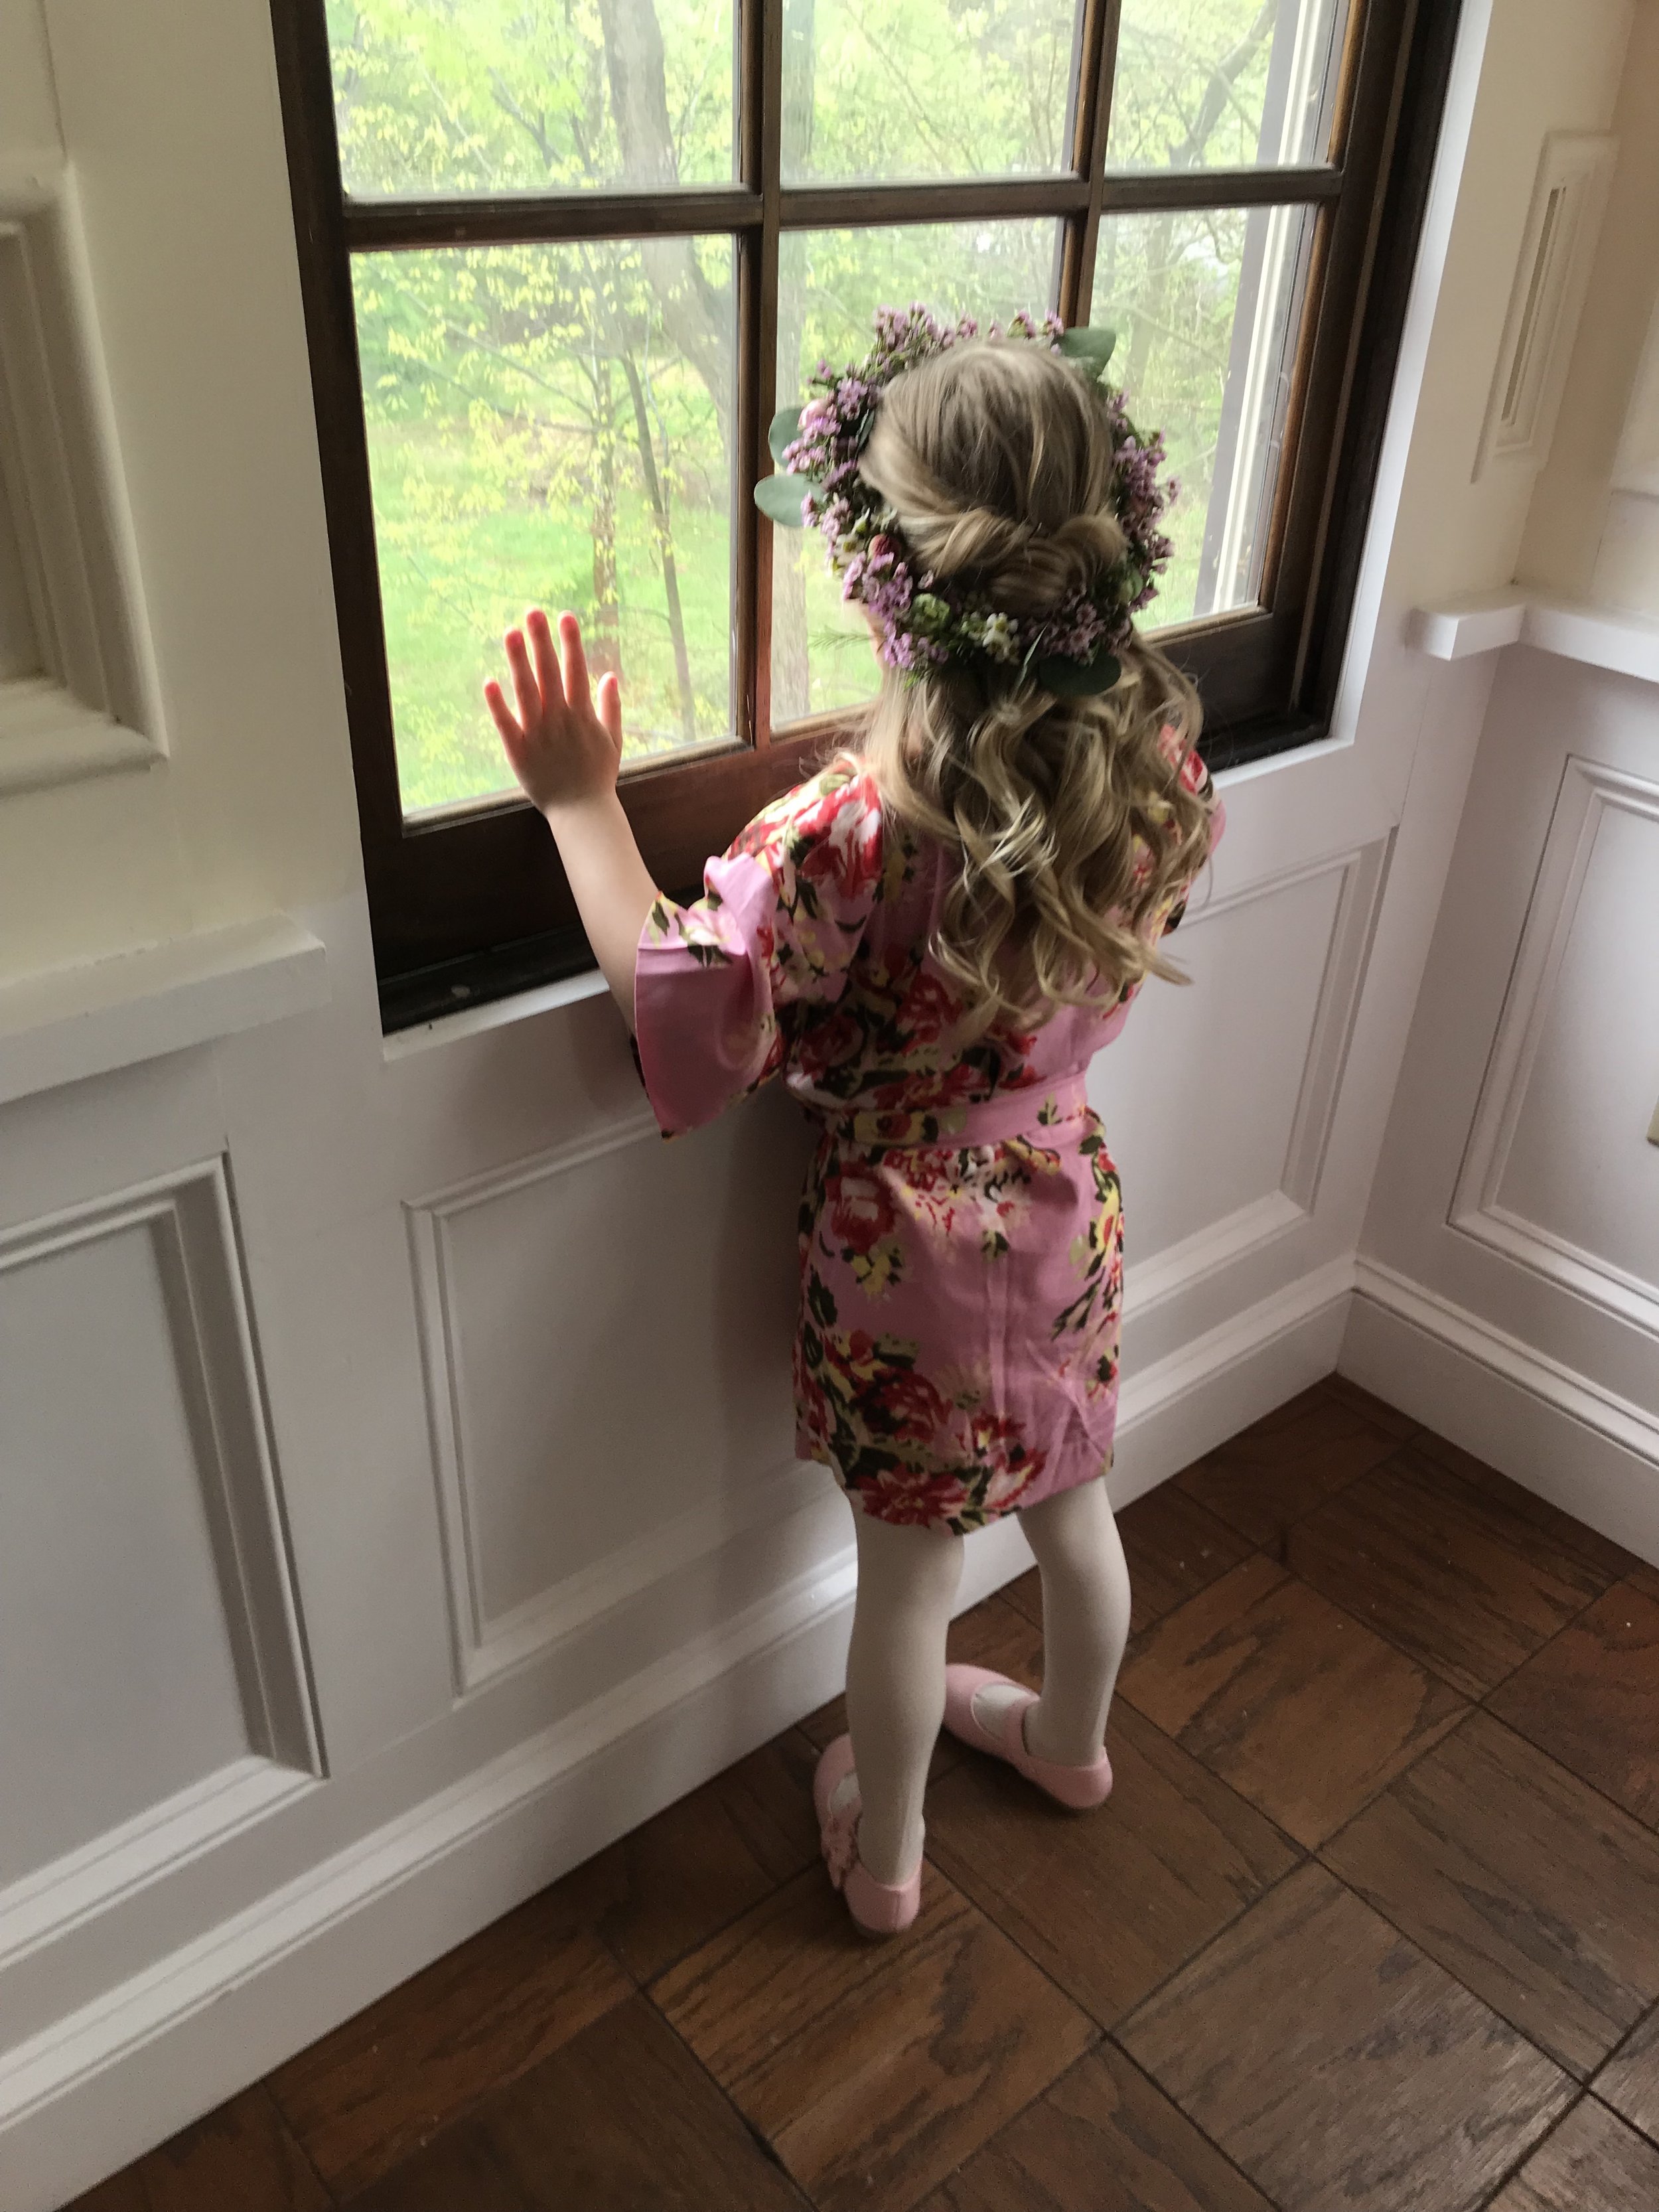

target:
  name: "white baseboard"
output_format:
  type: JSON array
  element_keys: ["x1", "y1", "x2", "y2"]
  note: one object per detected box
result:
[
  {"x1": 1346, "y1": 1260, "x2": 1659, "y2": 1566},
  {"x1": 1, "y1": 1256, "x2": 1354, "y2": 2212}
]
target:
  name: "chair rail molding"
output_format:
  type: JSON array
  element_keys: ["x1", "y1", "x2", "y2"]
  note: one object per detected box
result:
[
  {"x1": 0, "y1": 915, "x2": 329, "y2": 1107},
  {"x1": 0, "y1": 157, "x2": 165, "y2": 795},
  {"x1": 1407, "y1": 592, "x2": 1659, "y2": 682}
]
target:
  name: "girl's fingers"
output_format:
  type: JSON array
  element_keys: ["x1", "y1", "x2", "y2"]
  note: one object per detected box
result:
[
  {"x1": 527, "y1": 608, "x2": 564, "y2": 717},
  {"x1": 504, "y1": 627, "x2": 540, "y2": 735},
  {"x1": 597, "y1": 670, "x2": 622, "y2": 747},
  {"x1": 558, "y1": 612, "x2": 592, "y2": 715},
  {"x1": 483, "y1": 678, "x2": 523, "y2": 752}
]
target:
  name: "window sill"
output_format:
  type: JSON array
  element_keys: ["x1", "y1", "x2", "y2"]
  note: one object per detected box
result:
[
  {"x1": 0, "y1": 915, "x2": 329, "y2": 1108},
  {"x1": 382, "y1": 960, "x2": 610, "y2": 1061},
  {"x1": 1407, "y1": 593, "x2": 1659, "y2": 684}
]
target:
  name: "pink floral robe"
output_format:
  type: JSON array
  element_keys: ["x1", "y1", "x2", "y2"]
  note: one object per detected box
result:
[{"x1": 633, "y1": 742, "x2": 1222, "y2": 1535}]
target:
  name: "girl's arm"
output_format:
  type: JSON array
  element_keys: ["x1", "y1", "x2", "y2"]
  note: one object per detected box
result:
[{"x1": 485, "y1": 609, "x2": 658, "y2": 1030}]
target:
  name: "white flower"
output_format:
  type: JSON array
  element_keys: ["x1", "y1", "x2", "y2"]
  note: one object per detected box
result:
[{"x1": 979, "y1": 612, "x2": 1017, "y2": 662}]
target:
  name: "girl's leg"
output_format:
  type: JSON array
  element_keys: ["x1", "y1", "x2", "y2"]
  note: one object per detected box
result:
[
  {"x1": 843, "y1": 1508, "x2": 964, "y2": 1885},
  {"x1": 1019, "y1": 1475, "x2": 1132, "y2": 1766}
]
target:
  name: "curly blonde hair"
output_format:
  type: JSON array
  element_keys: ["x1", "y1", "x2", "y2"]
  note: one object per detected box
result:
[{"x1": 853, "y1": 338, "x2": 1212, "y2": 1034}]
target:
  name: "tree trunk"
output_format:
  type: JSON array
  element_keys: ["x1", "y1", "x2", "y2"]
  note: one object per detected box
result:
[
  {"x1": 1121, "y1": 3, "x2": 1279, "y2": 403},
  {"x1": 620, "y1": 348, "x2": 696, "y2": 745},
  {"x1": 589, "y1": 351, "x2": 621, "y2": 679},
  {"x1": 595, "y1": 0, "x2": 732, "y2": 441},
  {"x1": 770, "y1": 0, "x2": 816, "y2": 723}
]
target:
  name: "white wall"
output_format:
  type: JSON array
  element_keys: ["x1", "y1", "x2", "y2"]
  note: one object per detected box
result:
[
  {"x1": 0, "y1": 1, "x2": 1646, "y2": 2204},
  {"x1": 1347, "y1": 3, "x2": 1659, "y2": 1557}
]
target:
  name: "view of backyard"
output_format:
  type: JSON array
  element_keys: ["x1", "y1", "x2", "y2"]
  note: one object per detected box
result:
[{"x1": 326, "y1": 0, "x2": 1346, "y2": 810}]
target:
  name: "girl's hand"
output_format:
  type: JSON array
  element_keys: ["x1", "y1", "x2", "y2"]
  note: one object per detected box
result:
[{"x1": 485, "y1": 609, "x2": 623, "y2": 818}]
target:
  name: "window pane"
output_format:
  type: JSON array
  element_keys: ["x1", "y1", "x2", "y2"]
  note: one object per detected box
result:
[
  {"x1": 780, "y1": 0, "x2": 1084, "y2": 184},
  {"x1": 1094, "y1": 204, "x2": 1314, "y2": 624},
  {"x1": 325, "y1": 0, "x2": 736, "y2": 196},
  {"x1": 1106, "y1": 0, "x2": 1352, "y2": 170},
  {"x1": 353, "y1": 240, "x2": 735, "y2": 816},
  {"x1": 770, "y1": 220, "x2": 1061, "y2": 725}
]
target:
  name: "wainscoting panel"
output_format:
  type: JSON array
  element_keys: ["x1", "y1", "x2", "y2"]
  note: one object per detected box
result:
[
  {"x1": 408, "y1": 1106, "x2": 806, "y2": 1694},
  {"x1": 1452, "y1": 755, "x2": 1659, "y2": 1333},
  {"x1": 0, "y1": 1160, "x2": 319, "y2": 1904},
  {"x1": 1100, "y1": 840, "x2": 1390, "y2": 1311}
]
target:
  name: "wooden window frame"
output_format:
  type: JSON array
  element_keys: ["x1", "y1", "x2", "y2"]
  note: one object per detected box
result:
[{"x1": 271, "y1": 0, "x2": 1463, "y2": 1029}]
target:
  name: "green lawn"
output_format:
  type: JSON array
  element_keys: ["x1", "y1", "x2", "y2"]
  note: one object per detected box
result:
[
  {"x1": 368, "y1": 420, "x2": 733, "y2": 813},
  {"x1": 371, "y1": 410, "x2": 1212, "y2": 816}
]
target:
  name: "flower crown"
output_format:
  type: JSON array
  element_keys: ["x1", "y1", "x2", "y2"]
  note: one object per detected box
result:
[{"x1": 756, "y1": 304, "x2": 1176, "y2": 696}]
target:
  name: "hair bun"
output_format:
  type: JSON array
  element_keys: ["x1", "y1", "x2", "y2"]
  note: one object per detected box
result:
[{"x1": 859, "y1": 349, "x2": 1129, "y2": 616}]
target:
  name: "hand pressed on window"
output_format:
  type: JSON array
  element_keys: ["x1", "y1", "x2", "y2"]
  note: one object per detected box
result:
[{"x1": 486, "y1": 609, "x2": 659, "y2": 1029}]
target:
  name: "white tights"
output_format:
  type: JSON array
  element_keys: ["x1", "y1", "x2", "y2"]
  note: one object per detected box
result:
[{"x1": 843, "y1": 1477, "x2": 1132, "y2": 1885}]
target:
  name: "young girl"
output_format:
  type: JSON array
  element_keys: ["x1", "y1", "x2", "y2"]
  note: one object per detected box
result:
[{"x1": 486, "y1": 313, "x2": 1220, "y2": 1939}]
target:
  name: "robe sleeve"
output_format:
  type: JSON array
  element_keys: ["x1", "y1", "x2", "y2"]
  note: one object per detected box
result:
[{"x1": 632, "y1": 763, "x2": 885, "y2": 1136}]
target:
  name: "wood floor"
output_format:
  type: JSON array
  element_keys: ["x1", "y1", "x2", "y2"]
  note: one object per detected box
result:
[{"x1": 70, "y1": 1379, "x2": 1659, "y2": 2212}]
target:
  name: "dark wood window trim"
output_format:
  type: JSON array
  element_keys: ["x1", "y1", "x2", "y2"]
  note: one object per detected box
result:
[{"x1": 269, "y1": 0, "x2": 1462, "y2": 1031}]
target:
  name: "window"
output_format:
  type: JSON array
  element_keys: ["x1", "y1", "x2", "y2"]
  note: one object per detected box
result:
[{"x1": 272, "y1": 0, "x2": 1461, "y2": 1025}]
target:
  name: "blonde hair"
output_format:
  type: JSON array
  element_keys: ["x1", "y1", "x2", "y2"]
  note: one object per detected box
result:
[{"x1": 853, "y1": 338, "x2": 1212, "y2": 1034}]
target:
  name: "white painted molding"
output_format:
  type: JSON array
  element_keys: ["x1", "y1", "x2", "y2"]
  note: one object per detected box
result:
[
  {"x1": 407, "y1": 1104, "x2": 670, "y2": 1693},
  {"x1": 0, "y1": 916, "x2": 328, "y2": 1108},
  {"x1": 0, "y1": 1760, "x2": 315, "y2": 1976},
  {"x1": 0, "y1": 1248, "x2": 1353, "y2": 2209},
  {"x1": 1127, "y1": 1191, "x2": 1307, "y2": 1315},
  {"x1": 0, "y1": 160, "x2": 167, "y2": 792},
  {"x1": 1449, "y1": 755, "x2": 1659, "y2": 1336},
  {"x1": 1473, "y1": 131, "x2": 1617, "y2": 483},
  {"x1": 0, "y1": 1163, "x2": 323, "y2": 1779},
  {"x1": 1406, "y1": 591, "x2": 1527, "y2": 660},
  {"x1": 1613, "y1": 289, "x2": 1659, "y2": 500},
  {"x1": 1407, "y1": 593, "x2": 1659, "y2": 682},
  {"x1": 1354, "y1": 1257, "x2": 1659, "y2": 1470}
]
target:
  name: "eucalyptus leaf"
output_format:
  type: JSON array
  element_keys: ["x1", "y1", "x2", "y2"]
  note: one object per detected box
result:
[
  {"x1": 768, "y1": 405, "x2": 804, "y2": 466},
  {"x1": 1034, "y1": 650, "x2": 1122, "y2": 697},
  {"x1": 1057, "y1": 325, "x2": 1118, "y2": 382},
  {"x1": 754, "y1": 472, "x2": 813, "y2": 526}
]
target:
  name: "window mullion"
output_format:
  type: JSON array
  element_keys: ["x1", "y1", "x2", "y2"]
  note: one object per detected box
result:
[
  {"x1": 339, "y1": 186, "x2": 762, "y2": 252},
  {"x1": 741, "y1": 0, "x2": 782, "y2": 751},
  {"x1": 1060, "y1": 0, "x2": 1121, "y2": 323}
]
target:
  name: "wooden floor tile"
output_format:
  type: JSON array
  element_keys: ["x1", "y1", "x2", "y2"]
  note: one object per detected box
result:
[
  {"x1": 1323, "y1": 1711, "x2": 1659, "y2": 2077},
  {"x1": 344, "y1": 1993, "x2": 808, "y2": 2211},
  {"x1": 1173, "y1": 1382, "x2": 1403, "y2": 1553},
  {"x1": 1488, "y1": 1580, "x2": 1659, "y2": 1831},
  {"x1": 1409, "y1": 1433, "x2": 1642, "y2": 1589},
  {"x1": 652, "y1": 1863, "x2": 1095, "y2": 2212},
  {"x1": 553, "y1": 1728, "x2": 822, "y2": 1981},
  {"x1": 1288, "y1": 1443, "x2": 1607, "y2": 1697},
  {"x1": 1317, "y1": 1372, "x2": 1419, "y2": 1439},
  {"x1": 1486, "y1": 2095, "x2": 1659, "y2": 2210},
  {"x1": 62, "y1": 2089, "x2": 327, "y2": 2212},
  {"x1": 1121, "y1": 1864, "x2": 1572, "y2": 2212},
  {"x1": 917, "y1": 2043, "x2": 1273, "y2": 2211},
  {"x1": 1597, "y1": 2006, "x2": 1659, "y2": 2146},
  {"x1": 926, "y1": 1700, "x2": 1297, "y2": 2026},
  {"x1": 1003, "y1": 1483, "x2": 1253, "y2": 1640},
  {"x1": 268, "y1": 1885, "x2": 630, "y2": 2196},
  {"x1": 1119, "y1": 1554, "x2": 1466, "y2": 1846}
]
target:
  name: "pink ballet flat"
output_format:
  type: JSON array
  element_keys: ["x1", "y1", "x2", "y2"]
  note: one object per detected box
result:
[
  {"x1": 812, "y1": 1736, "x2": 922, "y2": 1939},
  {"x1": 942, "y1": 1665, "x2": 1114, "y2": 1809}
]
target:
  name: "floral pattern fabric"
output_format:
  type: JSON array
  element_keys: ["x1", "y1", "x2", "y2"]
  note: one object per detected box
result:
[{"x1": 634, "y1": 744, "x2": 1221, "y2": 1535}]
